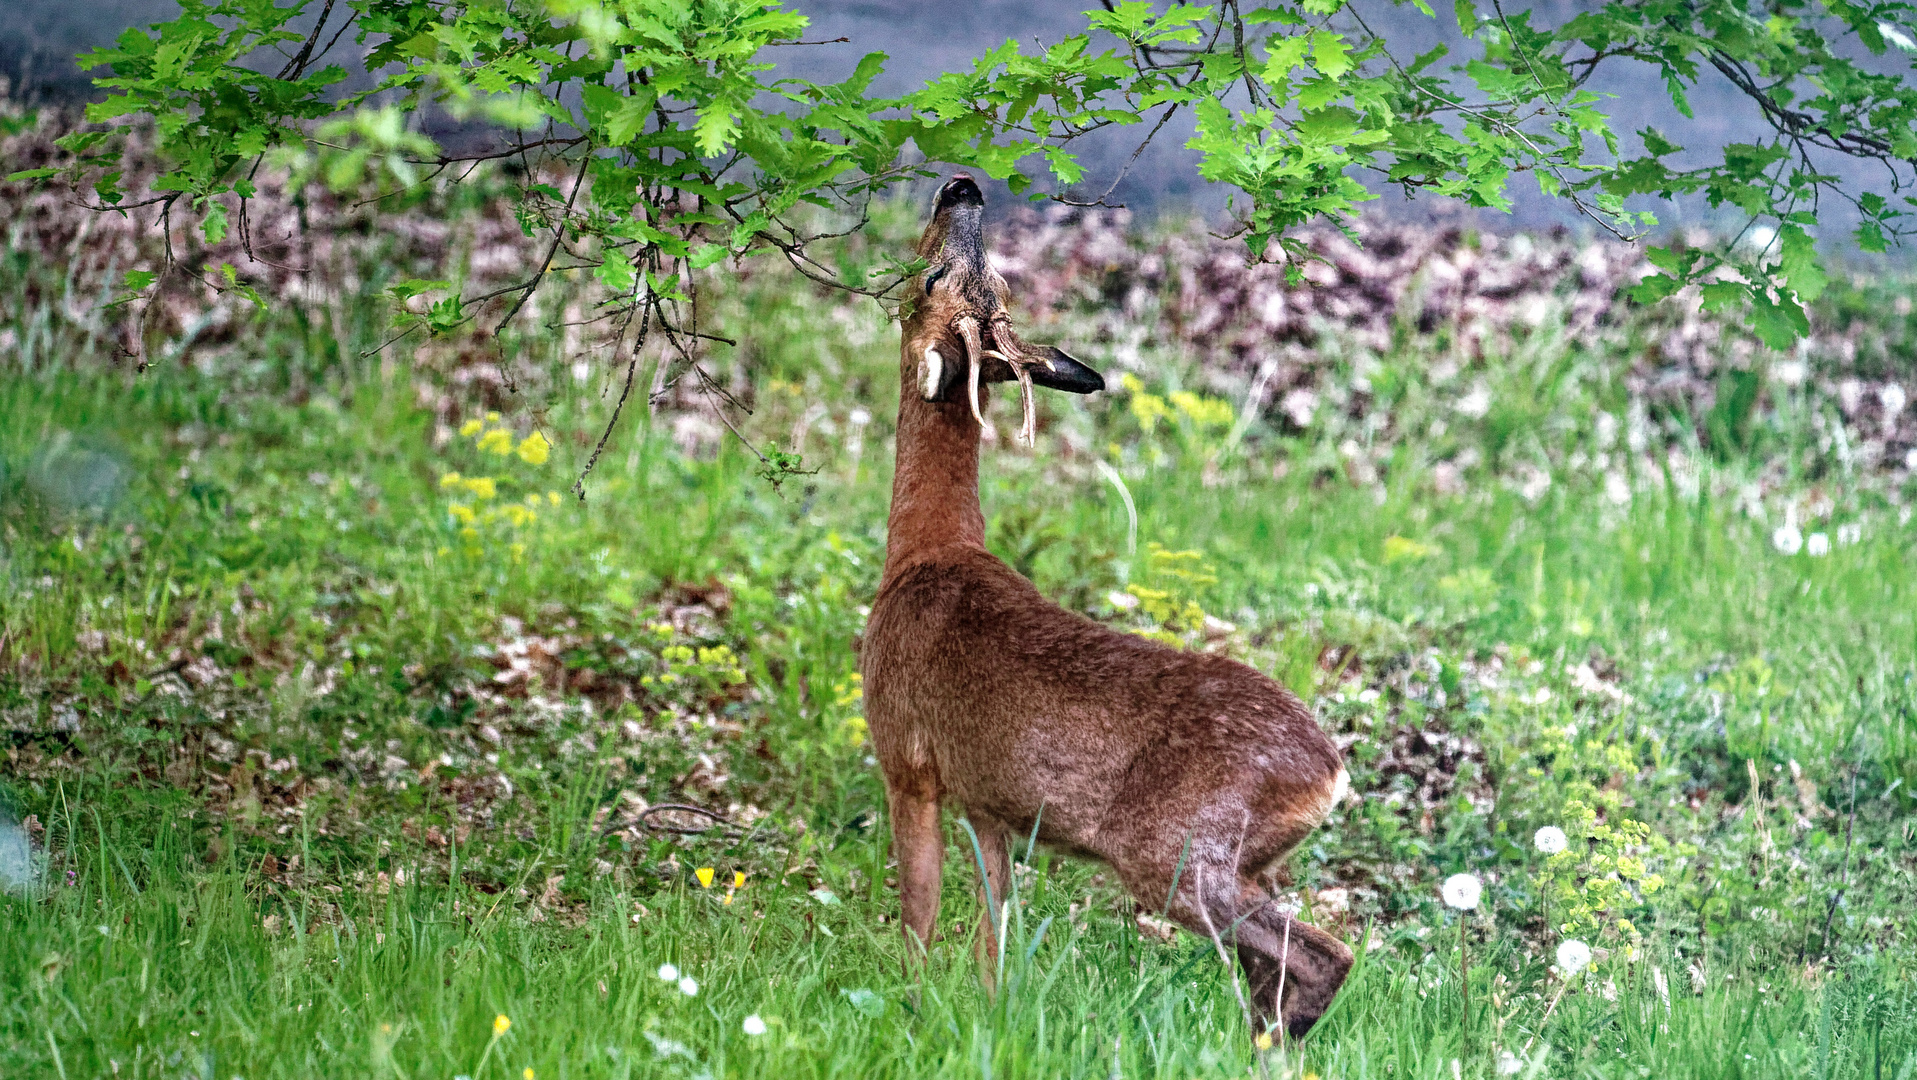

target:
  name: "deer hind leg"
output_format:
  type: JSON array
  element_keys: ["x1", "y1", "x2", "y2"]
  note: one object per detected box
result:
[
  {"x1": 963, "y1": 818, "x2": 1012, "y2": 995},
  {"x1": 1223, "y1": 793, "x2": 1354, "y2": 1038},
  {"x1": 1146, "y1": 861, "x2": 1351, "y2": 1039},
  {"x1": 886, "y1": 777, "x2": 945, "y2": 974},
  {"x1": 1229, "y1": 881, "x2": 1354, "y2": 1039}
]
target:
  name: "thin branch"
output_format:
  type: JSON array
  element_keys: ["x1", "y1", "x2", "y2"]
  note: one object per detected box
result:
[
  {"x1": 494, "y1": 148, "x2": 595, "y2": 333},
  {"x1": 275, "y1": 0, "x2": 337, "y2": 81},
  {"x1": 1055, "y1": 102, "x2": 1181, "y2": 208},
  {"x1": 573, "y1": 299, "x2": 652, "y2": 500}
]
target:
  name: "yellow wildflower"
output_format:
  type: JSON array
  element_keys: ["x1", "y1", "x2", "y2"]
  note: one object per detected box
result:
[
  {"x1": 732, "y1": 871, "x2": 746, "y2": 889},
  {"x1": 546, "y1": 491, "x2": 561, "y2": 506},
  {"x1": 517, "y1": 431, "x2": 552, "y2": 465},
  {"x1": 695, "y1": 867, "x2": 715, "y2": 889},
  {"x1": 493, "y1": 1015, "x2": 511, "y2": 1037},
  {"x1": 462, "y1": 477, "x2": 497, "y2": 500},
  {"x1": 841, "y1": 715, "x2": 868, "y2": 747},
  {"x1": 439, "y1": 471, "x2": 463, "y2": 489},
  {"x1": 459, "y1": 419, "x2": 483, "y2": 437},
  {"x1": 523, "y1": 1070, "x2": 535, "y2": 1080},
  {"x1": 1253, "y1": 1031, "x2": 1273, "y2": 1051},
  {"x1": 460, "y1": 526, "x2": 479, "y2": 541},
  {"x1": 485, "y1": 411, "x2": 501, "y2": 423},
  {"x1": 448, "y1": 504, "x2": 475, "y2": 525},
  {"x1": 477, "y1": 428, "x2": 514, "y2": 456}
]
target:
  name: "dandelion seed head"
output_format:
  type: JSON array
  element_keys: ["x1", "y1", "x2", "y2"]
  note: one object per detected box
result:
[
  {"x1": 656, "y1": 963, "x2": 679, "y2": 982},
  {"x1": 1557, "y1": 939, "x2": 1593, "y2": 974},
  {"x1": 742, "y1": 1014, "x2": 767, "y2": 1036},
  {"x1": 1806, "y1": 532, "x2": 1830, "y2": 557},
  {"x1": 1772, "y1": 523, "x2": 1803, "y2": 555},
  {"x1": 1534, "y1": 826, "x2": 1568, "y2": 855},
  {"x1": 1441, "y1": 873, "x2": 1482, "y2": 911},
  {"x1": 678, "y1": 976, "x2": 699, "y2": 997}
]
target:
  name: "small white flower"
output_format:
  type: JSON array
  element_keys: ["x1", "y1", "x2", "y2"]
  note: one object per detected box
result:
[
  {"x1": 678, "y1": 976, "x2": 700, "y2": 997},
  {"x1": 1533, "y1": 826, "x2": 1568, "y2": 855},
  {"x1": 1441, "y1": 873, "x2": 1482, "y2": 911},
  {"x1": 656, "y1": 963, "x2": 679, "y2": 982},
  {"x1": 742, "y1": 1014, "x2": 767, "y2": 1036},
  {"x1": 1557, "y1": 939, "x2": 1593, "y2": 974},
  {"x1": 1496, "y1": 1050, "x2": 1523, "y2": 1075},
  {"x1": 1806, "y1": 532, "x2": 1830, "y2": 557},
  {"x1": 1106, "y1": 590, "x2": 1140, "y2": 611},
  {"x1": 1772, "y1": 523, "x2": 1803, "y2": 555}
]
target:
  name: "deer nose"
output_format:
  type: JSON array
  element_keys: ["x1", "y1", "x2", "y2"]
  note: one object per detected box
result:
[{"x1": 939, "y1": 174, "x2": 983, "y2": 207}]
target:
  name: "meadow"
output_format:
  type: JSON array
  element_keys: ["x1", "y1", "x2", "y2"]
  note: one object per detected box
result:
[{"x1": 2, "y1": 186, "x2": 1916, "y2": 1078}]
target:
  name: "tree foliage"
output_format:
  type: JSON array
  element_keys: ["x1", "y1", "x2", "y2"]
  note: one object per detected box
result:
[{"x1": 23, "y1": 0, "x2": 1917, "y2": 395}]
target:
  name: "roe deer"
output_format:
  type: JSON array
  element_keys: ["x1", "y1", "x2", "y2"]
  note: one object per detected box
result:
[{"x1": 861, "y1": 174, "x2": 1353, "y2": 1038}]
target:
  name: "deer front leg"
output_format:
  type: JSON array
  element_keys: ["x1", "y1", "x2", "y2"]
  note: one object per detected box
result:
[
  {"x1": 966, "y1": 819, "x2": 1012, "y2": 995},
  {"x1": 888, "y1": 781, "x2": 945, "y2": 973}
]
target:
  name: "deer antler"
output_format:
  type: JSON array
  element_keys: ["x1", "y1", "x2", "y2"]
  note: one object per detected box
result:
[
  {"x1": 953, "y1": 315, "x2": 995, "y2": 441},
  {"x1": 952, "y1": 312, "x2": 1040, "y2": 447},
  {"x1": 987, "y1": 313, "x2": 1039, "y2": 447}
]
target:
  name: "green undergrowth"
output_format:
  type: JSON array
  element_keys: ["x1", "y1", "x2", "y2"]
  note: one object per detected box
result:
[
  {"x1": 3, "y1": 221, "x2": 1917, "y2": 1076},
  {"x1": 6, "y1": 802, "x2": 1915, "y2": 1080}
]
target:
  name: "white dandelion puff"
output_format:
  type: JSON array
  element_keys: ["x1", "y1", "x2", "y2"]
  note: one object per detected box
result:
[
  {"x1": 678, "y1": 976, "x2": 700, "y2": 997},
  {"x1": 1557, "y1": 939, "x2": 1593, "y2": 974},
  {"x1": 1441, "y1": 873, "x2": 1482, "y2": 911},
  {"x1": 1772, "y1": 522, "x2": 1803, "y2": 555},
  {"x1": 1533, "y1": 826, "x2": 1568, "y2": 855},
  {"x1": 656, "y1": 963, "x2": 679, "y2": 982},
  {"x1": 1806, "y1": 532, "x2": 1830, "y2": 557},
  {"x1": 742, "y1": 1015, "x2": 767, "y2": 1036}
]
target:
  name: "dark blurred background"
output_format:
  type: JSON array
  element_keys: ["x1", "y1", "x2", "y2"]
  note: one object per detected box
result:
[{"x1": 3, "y1": 0, "x2": 1900, "y2": 240}]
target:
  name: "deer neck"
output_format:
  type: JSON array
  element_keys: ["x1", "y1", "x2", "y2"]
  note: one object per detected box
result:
[{"x1": 882, "y1": 369, "x2": 987, "y2": 586}]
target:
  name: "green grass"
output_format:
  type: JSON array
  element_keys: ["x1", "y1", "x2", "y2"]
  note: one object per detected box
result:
[
  {"x1": 9, "y1": 792, "x2": 1916, "y2": 1080},
  {"x1": 3, "y1": 225, "x2": 1917, "y2": 1077}
]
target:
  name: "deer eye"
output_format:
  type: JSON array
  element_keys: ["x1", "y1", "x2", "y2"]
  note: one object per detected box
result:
[{"x1": 924, "y1": 265, "x2": 947, "y2": 294}]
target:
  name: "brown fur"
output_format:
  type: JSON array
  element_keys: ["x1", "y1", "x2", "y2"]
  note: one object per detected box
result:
[{"x1": 862, "y1": 175, "x2": 1352, "y2": 1038}]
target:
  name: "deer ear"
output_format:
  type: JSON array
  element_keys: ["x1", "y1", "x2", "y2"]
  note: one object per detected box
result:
[
  {"x1": 918, "y1": 345, "x2": 951, "y2": 402},
  {"x1": 1026, "y1": 346, "x2": 1106, "y2": 395}
]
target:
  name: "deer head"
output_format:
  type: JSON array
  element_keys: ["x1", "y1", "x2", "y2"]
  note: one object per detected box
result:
[{"x1": 904, "y1": 175, "x2": 1105, "y2": 444}]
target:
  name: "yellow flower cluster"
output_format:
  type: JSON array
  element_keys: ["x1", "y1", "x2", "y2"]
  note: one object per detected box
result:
[
  {"x1": 637, "y1": 625, "x2": 747, "y2": 693},
  {"x1": 1118, "y1": 544, "x2": 1222, "y2": 646},
  {"x1": 459, "y1": 412, "x2": 553, "y2": 465},
  {"x1": 1120, "y1": 374, "x2": 1234, "y2": 435},
  {"x1": 1539, "y1": 800, "x2": 1668, "y2": 942},
  {"x1": 436, "y1": 414, "x2": 561, "y2": 559},
  {"x1": 695, "y1": 867, "x2": 750, "y2": 906}
]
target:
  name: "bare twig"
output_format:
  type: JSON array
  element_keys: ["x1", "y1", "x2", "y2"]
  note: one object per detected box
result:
[
  {"x1": 572, "y1": 298, "x2": 653, "y2": 500},
  {"x1": 1815, "y1": 752, "x2": 1863, "y2": 962},
  {"x1": 495, "y1": 148, "x2": 596, "y2": 334}
]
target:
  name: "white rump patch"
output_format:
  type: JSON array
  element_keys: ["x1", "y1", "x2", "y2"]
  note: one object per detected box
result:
[{"x1": 1329, "y1": 767, "x2": 1350, "y2": 808}]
